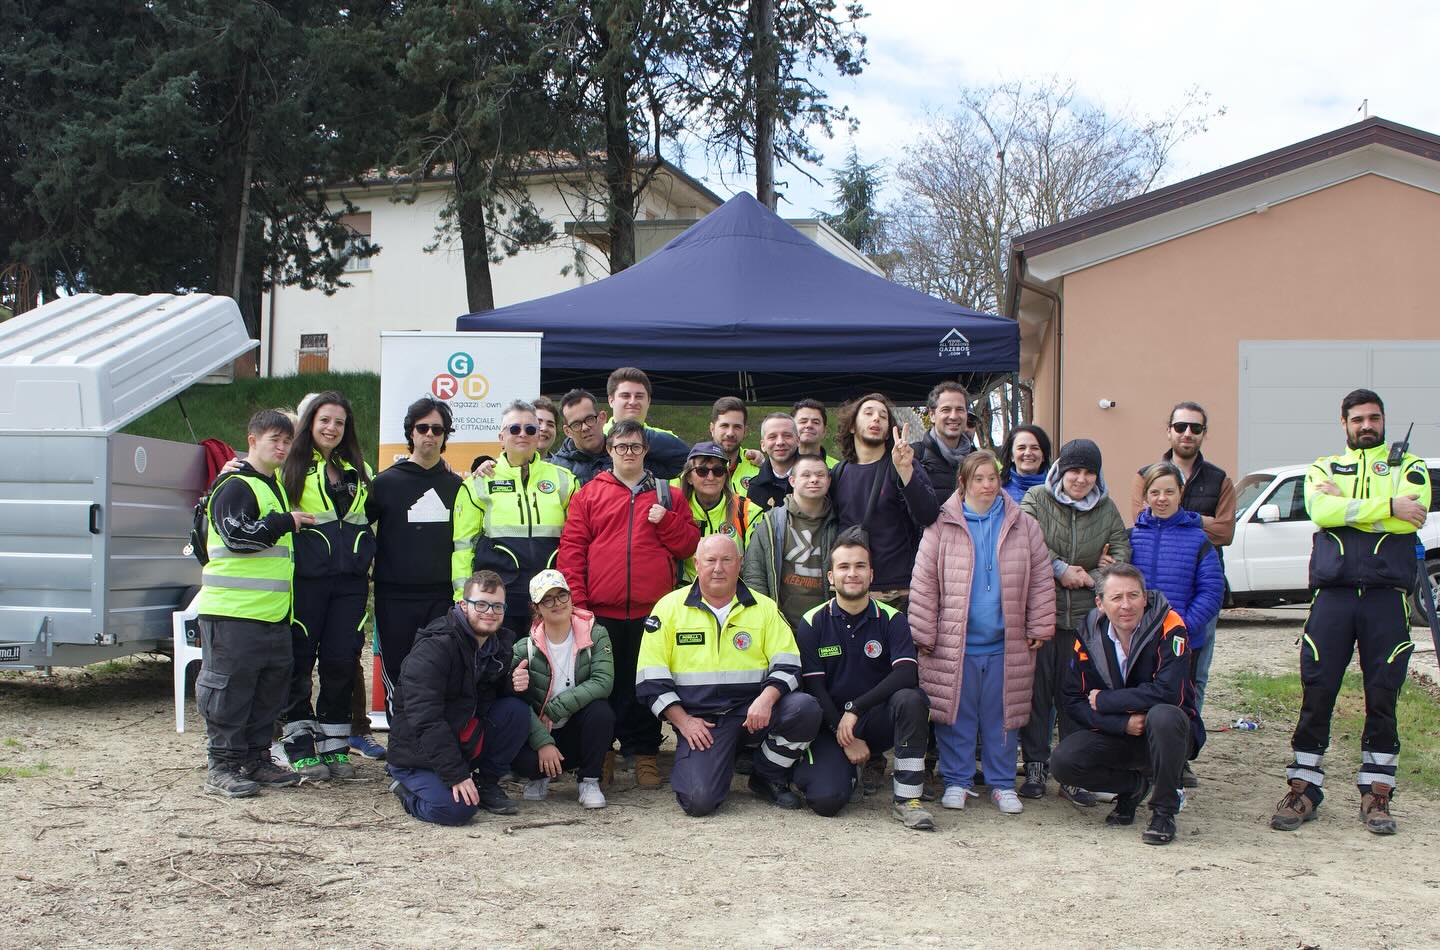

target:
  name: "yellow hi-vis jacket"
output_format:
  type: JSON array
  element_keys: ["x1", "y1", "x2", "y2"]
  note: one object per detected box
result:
[
  {"x1": 635, "y1": 580, "x2": 800, "y2": 719},
  {"x1": 451, "y1": 453, "x2": 575, "y2": 596},
  {"x1": 1305, "y1": 444, "x2": 1431, "y2": 589},
  {"x1": 198, "y1": 472, "x2": 294, "y2": 622}
]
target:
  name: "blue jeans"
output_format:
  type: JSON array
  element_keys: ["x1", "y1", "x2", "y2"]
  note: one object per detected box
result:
[
  {"x1": 387, "y1": 696, "x2": 530, "y2": 826},
  {"x1": 1191, "y1": 617, "x2": 1217, "y2": 716},
  {"x1": 935, "y1": 653, "x2": 1018, "y2": 790}
]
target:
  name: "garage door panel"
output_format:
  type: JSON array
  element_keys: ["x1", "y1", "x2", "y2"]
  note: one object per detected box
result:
[{"x1": 1239, "y1": 341, "x2": 1440, "y2": 473}]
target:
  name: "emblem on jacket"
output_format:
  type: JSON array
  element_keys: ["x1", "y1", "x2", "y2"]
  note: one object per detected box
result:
[
  {"x1": 732, "y1": 631, "x2": 753, "y2": 651},
  {"x1": 537, "y1": 479, "x2": 556, "y2": 493},
  {"x1": 864, "y1": 639, "x2": 883, "y2": 659},
  {"x1": 1372, "y1": 461, "x2": 1390, "y2": 476}
]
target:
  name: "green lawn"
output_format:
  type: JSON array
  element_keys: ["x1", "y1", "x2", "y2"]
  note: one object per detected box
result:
[
  {"x1": 1233, "y1": 670, "x2": 1440, "y2": 794},
  {"x1": 124, "y1": 373, "x2": 804, "y2": 456}
]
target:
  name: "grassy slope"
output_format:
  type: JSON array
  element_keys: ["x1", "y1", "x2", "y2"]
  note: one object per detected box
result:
[
  {"x1": 125, "y1": 374, "x2": 797, "y2": 456},
  {"x1": 1234, "y1": 670, "x2": 1440, "y2": 794}
]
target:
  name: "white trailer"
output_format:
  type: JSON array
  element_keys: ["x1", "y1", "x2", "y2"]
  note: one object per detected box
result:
[{"x1": 0, "y1": 293, "x2": 255, "y2": 669}]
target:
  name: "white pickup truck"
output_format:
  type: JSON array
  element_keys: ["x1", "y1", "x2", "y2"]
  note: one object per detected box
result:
[{"x1": 1223, "y1": 459, "x2": 1440, "y2": 620}]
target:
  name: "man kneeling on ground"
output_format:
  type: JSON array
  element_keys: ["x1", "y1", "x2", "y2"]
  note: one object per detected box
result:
[
  {"x1": 637, "y1": 535, "x2": 821, "y2": 816},
  {"x1": 385, "y1": 571, "x2": 531, "y2": 825},
  {"x1": 1051, "y1": 563, "x2": 1205, "y2": 845},
  {"x1": 790, "y1": 530, "x2": 934, "y2": 830}
]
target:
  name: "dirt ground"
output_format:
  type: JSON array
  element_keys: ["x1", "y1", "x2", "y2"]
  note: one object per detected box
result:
[{"x1": 3, "y1": 612, "x2": 1439, "y2": 950}]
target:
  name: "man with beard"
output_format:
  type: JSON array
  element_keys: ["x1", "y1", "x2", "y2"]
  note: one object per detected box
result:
[
  {"x1": 1270, "y1": 389, "x2": 1429, "y2": 837},
  {"x1": 709, "y1": 396, "x2": 761, "y2": 497},
  {"x1": 746, "y1": 412, "x2": 800, "y2": 511},
  {"x1": 830, "y1": 393, "x2": 939, "y2": 611},
  {"x1": 911, "y1": 381, "x2": 973, "y2": 502}
]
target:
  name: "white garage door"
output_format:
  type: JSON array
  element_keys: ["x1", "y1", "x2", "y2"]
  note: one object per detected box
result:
[{"x1": 1239, "y1": 341, "x2": 1440, "y2": 474}]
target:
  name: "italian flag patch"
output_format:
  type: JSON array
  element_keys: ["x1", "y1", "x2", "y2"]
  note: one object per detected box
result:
[{"x1": 1172, "y1": 636, "x2": 1187, "y2": 657}]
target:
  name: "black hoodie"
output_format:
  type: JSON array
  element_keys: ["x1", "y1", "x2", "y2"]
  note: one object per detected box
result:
[{"x1": 365, "y1": 458, "x2": 463, "y2": 593}]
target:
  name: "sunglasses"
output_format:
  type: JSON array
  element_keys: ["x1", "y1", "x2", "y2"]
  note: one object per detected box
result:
[
  {"x1": 505, "y1": 424, "x2": 539, "y2": 436},
  {"x1": 610, "y1": 442, "x2": 645, "y2": 456},
  {"x1": 564, "y1": 413, "x2": 600, "y2": 432},
  {"x1": 538, "y1": 590, "x2": 571, "y2": 608},
  {"x1": 412, "y1": 424, "x2": 453, "y2": 436},
  {"x1": 462, "y1": 598, "x2": 506, "y2": 614},
  {"x1": 693, "y1": 464, "x2": 727, "y2": 477},
  {"x1": 1170, "y1": 422, "x2": 1206, "y2": 435}
]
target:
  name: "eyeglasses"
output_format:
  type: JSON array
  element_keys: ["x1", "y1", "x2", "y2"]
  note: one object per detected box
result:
[
  {"x1": 610, "y1": 442, "x2": 645, "y2": 456},
  {"x1": 692, "y1": 464, "x2": 727, "y2": 477},
  {"x1": 564, "y1": 413, "x2": 600, "y2": 432},
  {"x1": 412, "y1": 424, "x2": 453, "y2": 436},
  {"x1": 538, "y1": 590, "x2": 571, "y2": 608},
  {"x1": 462, "y1": 598, "x2": 506, "y2": 614},
  {"x1": 1170, "y1": 422, "x2": 1206, "y2": 435},
  {"x1": 505, "y1": 424, "x2": 539, "y2": 436}
]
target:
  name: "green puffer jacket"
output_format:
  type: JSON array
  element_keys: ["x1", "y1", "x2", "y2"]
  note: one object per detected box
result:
[
  {"x1": 510, "y1": 609, "x2": 614, "y2": 750},
  {"x1": 1020, "y1": 470, "x2": 1132, "y2": 630}
]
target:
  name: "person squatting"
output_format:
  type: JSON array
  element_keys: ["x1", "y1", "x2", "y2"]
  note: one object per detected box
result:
[{"x1": 193, "y1": 373, "x2": 1427, "y2": 845}]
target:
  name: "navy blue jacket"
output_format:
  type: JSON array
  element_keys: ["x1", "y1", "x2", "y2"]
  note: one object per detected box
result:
[{"x1": 1129, "y1": 509, "x2": 1224, "y2": 648}]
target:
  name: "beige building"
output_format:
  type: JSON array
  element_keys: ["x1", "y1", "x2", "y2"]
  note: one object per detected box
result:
[
  {"x1": 1008, "y1": 117, "x2": 1440, "y2": 504},
  {"x1": 263, "y1": 162, "x2": 878, "y2": 376}
]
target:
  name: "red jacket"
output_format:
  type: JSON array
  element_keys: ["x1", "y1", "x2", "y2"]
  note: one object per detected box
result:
[{"x1": 558, "y1": 472, "x2": 700, "y2": 619}]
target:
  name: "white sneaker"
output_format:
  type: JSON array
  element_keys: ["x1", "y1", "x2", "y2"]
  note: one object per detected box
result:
[
  {"x1": 941, "y1": 785, "x2": 969, "y2": 810},
  {"x1": 578, "y1": 779, "x2": 607, "y2": 809},
  {"x1": 523, "y1": 778, "x2": 550, "y2": 801},
  {"x1": 992, "y1": 788, "x2": 1024, "y2": 814}
]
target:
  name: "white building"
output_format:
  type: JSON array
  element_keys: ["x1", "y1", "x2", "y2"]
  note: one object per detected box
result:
[{"x1": 262, "y1": 160, "x2": 879, "y2": 375}]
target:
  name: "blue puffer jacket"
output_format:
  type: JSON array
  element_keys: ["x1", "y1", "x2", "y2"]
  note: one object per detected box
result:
[{"x1": 1129, "y1": 509, "x2": 1224, "y2": 649}]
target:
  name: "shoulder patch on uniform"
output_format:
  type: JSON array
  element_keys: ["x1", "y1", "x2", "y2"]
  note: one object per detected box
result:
[
  {"x1": 1408, "y1": 470, "x2": 1427, "y2": 485},
  {"x1": 676, "y1": 632, "x2": 705, "y2": 646},
  {"x1": 1172, "y1": 635, "x2": 1187, "y2": 657},
  {"x1": 817, "y1": 644, "x2": 842, "y2": 658},
  {"x1": 643, "y1": 615, "x2": 662, "y2": 633}
]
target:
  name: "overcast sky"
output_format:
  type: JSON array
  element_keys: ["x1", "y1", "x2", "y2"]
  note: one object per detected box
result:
[{"x1": 692, "y1": 0, "x2": 1440, "y2": 217}]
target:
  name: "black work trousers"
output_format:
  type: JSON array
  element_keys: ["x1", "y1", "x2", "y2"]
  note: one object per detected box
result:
[
  {"x1": 1051, "y1": 704, "x2": 1192, "y2": 815},
  {"x1": 1021, "y1": 626, "x2": 1079, "y2": 765},
  {"x1": 598, "y1": 616, "x2": 663, "y2": 756},
  {"x1": 374, "y1": 587, "x2": 453, "y2": 714},
  {"x1": 1287, "y1": 587, "x2": 1413, "y2": 800},
  {"x1": 511, "y1": 700, "x2": 617, "y2": 782},
  {"x1": 794, "y1": 688, "x2": 930, "y2": 816},
  {"x1": 196, "y1": 617, "x2": 292, "y2": 769},
  {"x1": 283, "y1": 574, "x2": 367, "y2": 759}
]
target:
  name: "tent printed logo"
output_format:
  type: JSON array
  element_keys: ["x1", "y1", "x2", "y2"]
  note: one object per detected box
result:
[{"x1": 938, "y1": 329, "x2": 971, "y2": 358}]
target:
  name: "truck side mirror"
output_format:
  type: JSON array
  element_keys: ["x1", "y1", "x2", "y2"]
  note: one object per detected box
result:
[{"x1": 1256, "y1": 503, "x2": 1282, "y2": 524}]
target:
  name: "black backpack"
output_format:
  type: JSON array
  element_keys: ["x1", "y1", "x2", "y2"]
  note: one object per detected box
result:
[{"x1": 186, "y1": 473, "x2": 235, "y2": 566}]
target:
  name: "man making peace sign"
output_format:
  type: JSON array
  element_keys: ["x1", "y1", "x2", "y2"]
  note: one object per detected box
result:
[{"x1": 830, "y1": 393, "x2": 940, "y2": 612}]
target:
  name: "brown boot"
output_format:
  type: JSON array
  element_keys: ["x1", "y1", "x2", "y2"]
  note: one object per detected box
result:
[
  {"x1": 634, "y1": 754, "x2": 662, "y2": 788},
  {"x1": 1361, "y1": 782, "x2": 1398, "y2": 835},
  {"x1": 1270, "y1": 778, "x2": 1318, "y2": 831},
  {"x1": 602, "y1": 751, "x2": 615, "y2": 788}
]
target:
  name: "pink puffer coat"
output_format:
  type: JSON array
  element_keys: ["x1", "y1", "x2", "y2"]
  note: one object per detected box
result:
[{"x1": 909, "y1": 492, "x2": 1056, "y2": 728}]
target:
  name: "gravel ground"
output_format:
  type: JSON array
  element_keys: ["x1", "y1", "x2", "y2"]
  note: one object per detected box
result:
[{"x1": 2, "y1": 610, "x2": 1438, "y2": 950}]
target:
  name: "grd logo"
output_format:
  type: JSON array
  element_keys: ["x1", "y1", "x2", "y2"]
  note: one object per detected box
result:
[
  {"x1": 938, "y1": 328, "x2": 971, "y2": 358},
  {"x1": 431, "y1": 350, "x2": 490, "y2": 400}
]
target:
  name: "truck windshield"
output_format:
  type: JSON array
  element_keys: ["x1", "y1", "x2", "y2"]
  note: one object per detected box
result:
[{"x1": 1235, "y1": 474, "x2": 1276, "y2": 517}]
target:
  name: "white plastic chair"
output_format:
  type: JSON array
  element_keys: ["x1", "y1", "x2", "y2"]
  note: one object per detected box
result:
[{"x1": 172, "y1": 592, "x2": 203, "y2": 732}]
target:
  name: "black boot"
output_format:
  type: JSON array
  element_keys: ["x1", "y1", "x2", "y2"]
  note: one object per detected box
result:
[
  {"x1": 748, "y1": 774, "x2": 802, "y2": 810},
  {"x1": 1106, "y1": 775, "x2": 1152, "y2": 827},
  {"x1": 1142, "y1": 809, "x2": 1177, "y2": 845}
]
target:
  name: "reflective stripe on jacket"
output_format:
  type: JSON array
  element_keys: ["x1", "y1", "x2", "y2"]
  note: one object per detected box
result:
[{"x1": 198, "y1": 474, "x2": 294, "y2": 622}]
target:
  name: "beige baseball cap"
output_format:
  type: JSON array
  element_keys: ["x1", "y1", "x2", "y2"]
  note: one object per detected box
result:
[{"x1": 529, "y1": 569, "x2": 570, "y2": 604}]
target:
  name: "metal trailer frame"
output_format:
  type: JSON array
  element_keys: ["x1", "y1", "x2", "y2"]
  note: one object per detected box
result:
[{"x1": 0, "y1": 293, "x2": 255, "y2": 670}]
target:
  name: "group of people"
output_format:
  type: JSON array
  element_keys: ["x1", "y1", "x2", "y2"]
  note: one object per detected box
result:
[{"x1": 193, "y1": 368, "x2": 1429, "y2": 845}]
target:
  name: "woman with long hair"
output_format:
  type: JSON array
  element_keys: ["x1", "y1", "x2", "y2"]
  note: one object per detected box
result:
[
  {"x1": 277, "y1": 391, "x2": 375, "y2": 780},
  {"x1": 1000, "y1": 425, "x2": 1052, "y2": 504}
]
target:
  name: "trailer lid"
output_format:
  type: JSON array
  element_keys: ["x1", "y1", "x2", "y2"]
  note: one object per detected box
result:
[{"x1": 0, "y1": 293, "x2": 256, "y2": 434}]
